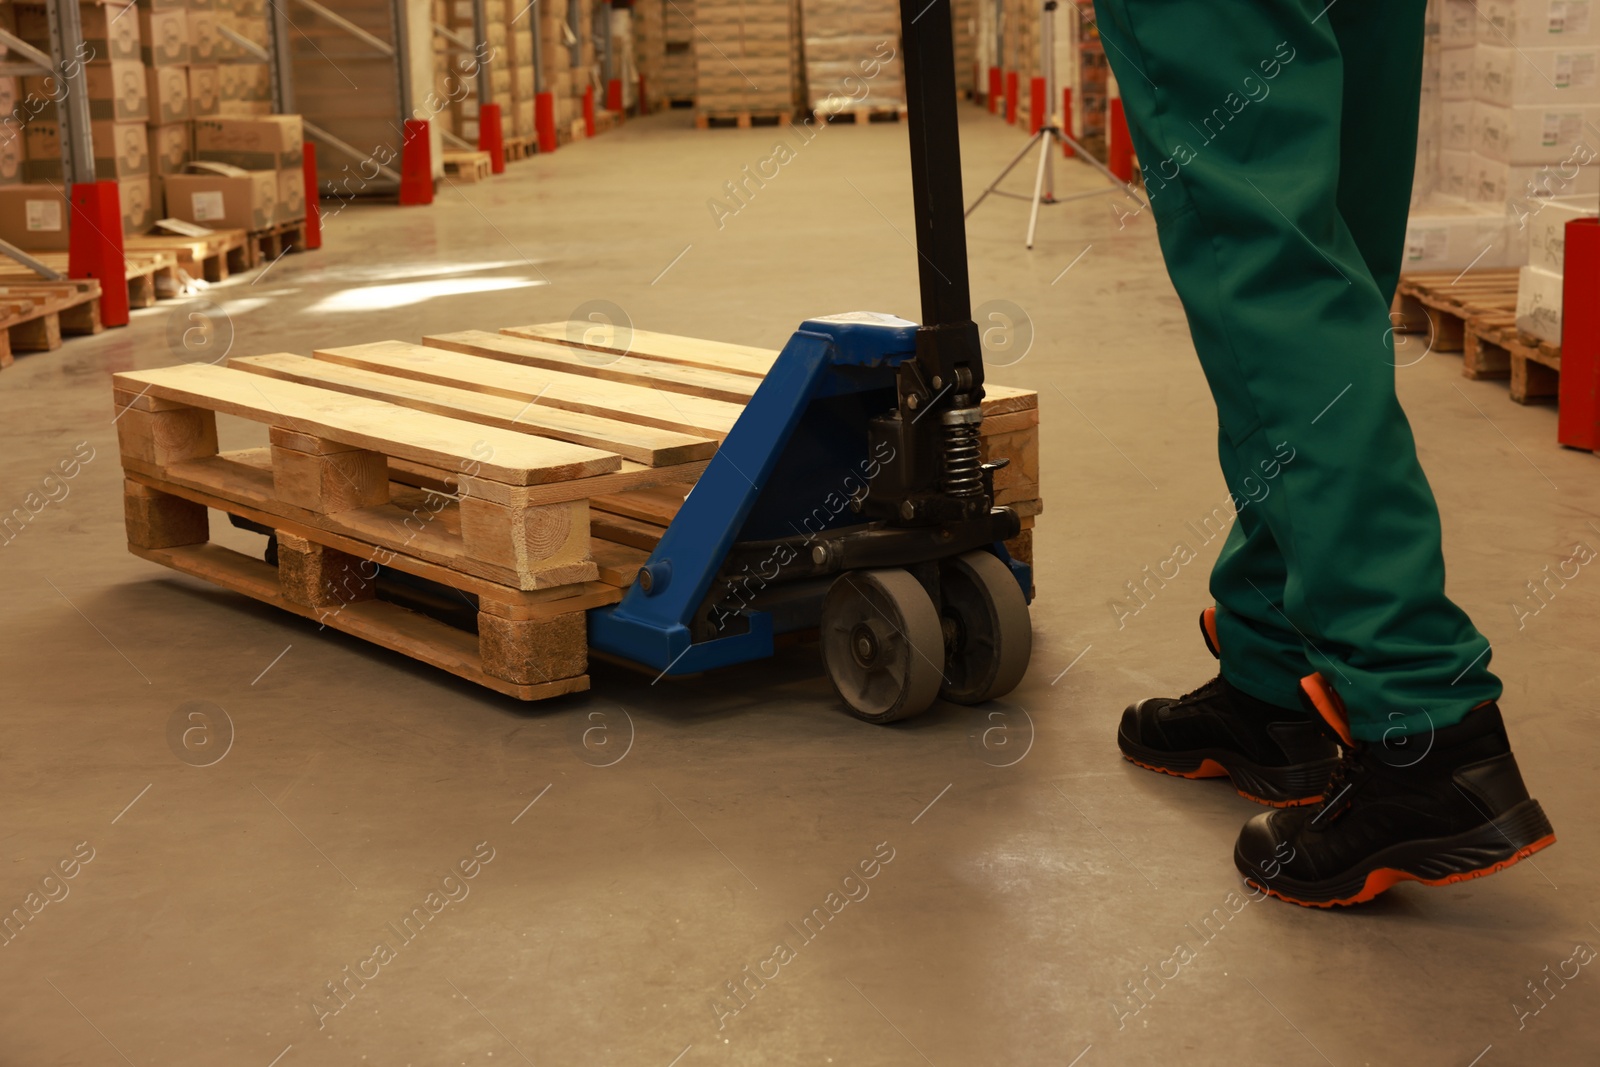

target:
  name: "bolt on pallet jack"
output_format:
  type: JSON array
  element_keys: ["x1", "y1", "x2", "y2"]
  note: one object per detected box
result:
[{"x1": 586, "y1": 0, "x2": 1034, "y2": 722}]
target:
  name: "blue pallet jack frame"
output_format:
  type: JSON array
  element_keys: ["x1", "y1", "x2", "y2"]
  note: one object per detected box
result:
[{"x1": 589, "y1": 0, "x2": 1035, "y2": 722}]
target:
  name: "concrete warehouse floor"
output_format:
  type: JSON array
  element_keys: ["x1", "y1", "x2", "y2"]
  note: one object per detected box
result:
[{"x1": 1, "y1": 107, "x2": 1597, "y2": 1067}]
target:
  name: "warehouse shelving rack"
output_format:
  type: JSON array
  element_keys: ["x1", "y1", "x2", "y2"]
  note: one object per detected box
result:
[{"x1": 0, "y1": 0, "x2": 130, "y2": 324}]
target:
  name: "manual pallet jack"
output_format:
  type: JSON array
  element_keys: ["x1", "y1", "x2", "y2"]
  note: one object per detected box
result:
[{"x1": 587, "y1": 0, "x2": 1034, "y2": 722}]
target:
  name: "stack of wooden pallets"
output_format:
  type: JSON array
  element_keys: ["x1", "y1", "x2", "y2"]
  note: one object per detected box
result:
[
  {"x1": 115, "y1": 324, "x2": 1040, "y2": 700},
  {"x1": 0, "y1": 279, "x2": 103, "y2": 369}
]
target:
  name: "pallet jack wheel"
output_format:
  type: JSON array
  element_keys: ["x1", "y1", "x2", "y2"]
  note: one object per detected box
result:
[
  {"x1": 937, "y1": 550, "x2": 1032, "y2": 705},
  {"x1": 821, "y1": 568, "x2": 945, "y2": 724}
]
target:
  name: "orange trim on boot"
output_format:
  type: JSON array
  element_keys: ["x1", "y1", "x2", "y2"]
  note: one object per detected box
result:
[
  {"x1": 1248, "y1": 833, "x2": 1557, "y2": 908},
  {"x1": 1200, "y1": 607, "x2": 1220, "y2": 658},
  {"x1": 1299, "y1": 672, "x2": 1354, "y2": 748}
]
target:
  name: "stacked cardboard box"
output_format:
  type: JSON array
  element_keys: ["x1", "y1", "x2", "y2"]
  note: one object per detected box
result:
[
  {"x1": 660, "y1": 0, "x2": 696, "y2": 103},
  {"x1": 0, "y1": 0, "x2": 301, "y2": 248},
  {"x1": 801, "y1": 0, "x2": 903, "y2": 116},
  {"x1": 694, "y1": 0, "x2": 796, "y2": 119},
  {"x1": 1516, "y1": 196, "x2": 1596, "y2": 344},
  {"x1": 444, "y1": 0, "x2": 536, "y2": 143},
  {"x1": 1411, "y1": 0, "x2": 1598, "y2": 270},
  {"x1": 633, "y1": 0, "x2": 668, "y2": 110}
]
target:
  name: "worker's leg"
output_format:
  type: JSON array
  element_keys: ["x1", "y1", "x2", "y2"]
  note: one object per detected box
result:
[
  {"x1": 1209, "y1": 433, "x2": 1307, "y2": 711},
  {"x1": 1330, "y1": 0, "x2": 1427, "y2": 307},
  {"x1": 1089, "y1": 0, "x2": 1499, "y2": 740}
]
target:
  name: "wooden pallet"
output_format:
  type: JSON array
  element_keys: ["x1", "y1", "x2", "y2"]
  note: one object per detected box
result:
[
  {"x1": 1394, "y1": 269, "x2": 1562, "y2": 404},
  {"x1": 443, "y1": 149, "x2": 494, "y2": 182},
  {"x1": 249, "y1": 219, "x2": 311, "y2": 267},
  {"x1": 0, "y1": 250, "x2": 181, "y2": 310},
  {"x1": 0, "y1": 279, "x2": 103, "y2": 369},
  {"x1": 126, "y1": 230, "x2": 253, "y2": 285},
  {"x1": 816, "y1": 105, "x2": 908, "y2": 124},
  {"x1": 1392, "y1": 269, "x2": 1519, "y2": 354},
  {"x1": 694, "y1": 109, "x2": 795, "y2": 129},
  {"x1": 503, "y1": 135, "x2": 537, "y2": 161},
  {"x1": 116, "y1": 324, "x2": 1040, "y2": 699}
]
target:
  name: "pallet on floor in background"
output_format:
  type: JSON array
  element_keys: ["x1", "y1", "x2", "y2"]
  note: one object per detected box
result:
[
  {"x1": 815, "y1": 105, "x2": 907, "y2": 124},
  {"x1": 0, "y1": 279, "x2": 103, "y2": 369},
  {"x1": 502, "y1": 135, "x2": 537, "y2": 161},
  {"x1": 443, "y1": 149, "x2": 494, "y2": 182},
  {"x1": 1392, "y1": 269, "x2": 1519, "y2": 353},
  {"x1": 249, "y1": 219, "x2": 310, "y2": 268},
  {"x1": 0, "y1": 250, "x2": 181, "y2": 310},
  {"x1": 126, "y1": 230, "x2": 252, "y2": 285},
  {"x1": 593, "y1": 110, "x2": 622, "y2": 135},
  {"x1": 694, "y1": 109, "x2": 795, "y2": 129},
  {"x1": 1396, "y1": 269, "x2": 1563, "y2": 404},
  {"x1": 1462, "y1": 311, "x2": 1562, "y2": 404}
]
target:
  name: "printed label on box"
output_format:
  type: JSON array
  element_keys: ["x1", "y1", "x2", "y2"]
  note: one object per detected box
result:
[
  {"x1": 191, "y1": 190, "x2": 226, "y2": 221},
  {"x1": 1407, "y1": 228, "x2": 1445, "y2": 262},
  {"x1": 1541, "y1": 110, "x2": 1585, "y2": 145},
  {"x1": 1554, "y1": 51, "x2": 1598, "y2": 87},
  {"x1": 26, "y1": 199, "x2": 61, "y2": 231},
  {"x1": 1551, "y1": 1, "x2": 1592, "y2": 34}
]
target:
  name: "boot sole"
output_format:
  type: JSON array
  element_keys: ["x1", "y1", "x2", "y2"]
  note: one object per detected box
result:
[
  {"x1": 1117, "y1": 729, "x2": 1338, "y2": 808},
  {"x1": 1236, "y1": 798, "x2": 1557, "y2": 907}
]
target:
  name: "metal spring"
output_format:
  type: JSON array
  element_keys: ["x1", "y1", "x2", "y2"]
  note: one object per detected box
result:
[{"x1": 941, "y1": 409, "x2": 983, "y2": 497}]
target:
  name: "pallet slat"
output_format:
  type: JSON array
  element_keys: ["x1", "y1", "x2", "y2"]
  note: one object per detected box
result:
[
  {"x1": 425, "y1": 329, "x2": 761, "y2": 403},
  {"x1": 231, "y1": 352, "x2": 718, "y2": 466},
  {"x1": 114, "y1": 362, "x2": 623, "y2": 486},
  {"x1": 312, "y1": 340, "x2": 744, "y2": 438}
]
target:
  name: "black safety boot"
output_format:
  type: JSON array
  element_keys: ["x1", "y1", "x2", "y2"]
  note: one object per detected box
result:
[
  {"x1": 1234, "y1": 677, "x2": 1557, "y2": 907},
  {"x1": 1117, "y1": 609, "x2": 1340, "y2": 807}
]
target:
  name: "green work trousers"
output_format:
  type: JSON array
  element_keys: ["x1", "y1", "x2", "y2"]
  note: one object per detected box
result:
[{"x1": 1089, "y1": 0, "x2": 1499, "y2": 740}]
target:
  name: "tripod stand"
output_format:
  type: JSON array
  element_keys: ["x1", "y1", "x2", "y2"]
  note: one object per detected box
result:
[{"x1": 966, "y1": 0, "x2": 1147, "y2": 248}]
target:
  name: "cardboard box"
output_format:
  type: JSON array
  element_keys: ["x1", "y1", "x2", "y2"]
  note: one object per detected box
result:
[
  {"x1": 1516, "y1": 263, "x2": 1565, "y2": 343},
  {"x1": 148, "y1": 122, "x2": 191, "y2": 174},
  {"x1": 189, "y1": 65, "x2": 221, "y2": 116},
  {"x1": 1441, "y1": 45, "x2": 1477, "y2": 100},
  {"x1": 146, "y1": 64, "x2": 191, "y2": 124},
  {"x1": 1527, "y1": 196, "x2": 1598, "y2": 272},
  {"x1": 0, "y1": 136, "x2": 21, "y2": 185},
  {"x1": 0, "y1": 184, "x2": 70, "y2": 250},
  {"x1": 1442, "y1": 99, "x2": 1473, "y2": 151},
  {"x1": 90, "y1": 61, "x2": 152, "y2": 122},
  {"x1": 1468, "y1": 151, "x2": 1600, "y2": 203},
  {"x1": 1404, "y1": 198, "x2": 1527, "y2": 270},
  {"x1": 140, "y1": 8, "x2": 189, "y2": 65},
  {"x1": 163, "y1": 162, "x2": 275, "y2": 229},
  {"x1": 277, "y1": 166, "x2": 304, "y2": 223},
  {"x1": 23, "y1": 119, "x2": 150, "y2": 179},
  {"x1": 1478, "y1": 0, "x2": 1600, "y2": 46},
  {"x1": 1439, "y1": 148, "x2": 1472, "y2": 197},
  {"x1": 1474, "y1": 44, "x2": 1600, "y2": 106},
  {"x1": 1470, "y1": 102, "x2": 1600, "y2": 164},
  {"x1": 120, "y1": 175, "x2": 156, "y2": 232},
  {"x1": 218, "y1": 63, "x2": 271, "y2": 104},
  {"x1": 194, "y1": 114, "x2": 302, "y2": 170},
  {"x1": 189, "y1": 10, "x2": 219, "y2": 63},
  {"x1": 12, "y1": 3, "x2": 140, "y2": 64}
]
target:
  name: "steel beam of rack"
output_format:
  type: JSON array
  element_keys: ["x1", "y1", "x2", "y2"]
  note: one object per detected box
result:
[{"x1": 43, "y1": 0, "x2": 94, "y2": 188}]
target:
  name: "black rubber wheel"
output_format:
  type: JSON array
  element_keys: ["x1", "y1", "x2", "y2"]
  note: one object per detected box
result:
[
  {"x1": 821, "y1": 568, "x2": 944, "y2": 724},
  {"x1": 938, "y1": 550, "x2": 1032, "y2": 704}
]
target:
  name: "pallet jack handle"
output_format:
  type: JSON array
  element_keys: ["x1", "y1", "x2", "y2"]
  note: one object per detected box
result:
[{"x1": 898, "y1": 0, "x2": 986, "y2": 396}]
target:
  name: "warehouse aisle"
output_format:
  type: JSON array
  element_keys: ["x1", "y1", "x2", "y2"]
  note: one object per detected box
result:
[{"x1": 1, "y1": 109, "x2": 1596, "y2": 1065}]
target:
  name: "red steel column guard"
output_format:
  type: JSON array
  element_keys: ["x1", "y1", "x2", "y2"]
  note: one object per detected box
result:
[
  {"x1": 1558, "y1": 217, "x2": 1600, "y2": 450},
  {"x1": 398, "y1": 119, "x2": 434, "y2": 205},
  {"x1": 67, "y1": 181, "x2": 128, "y2": 327},
  {"x1": 479, "y1": 102, "x2": 506, "y2": 174}
]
